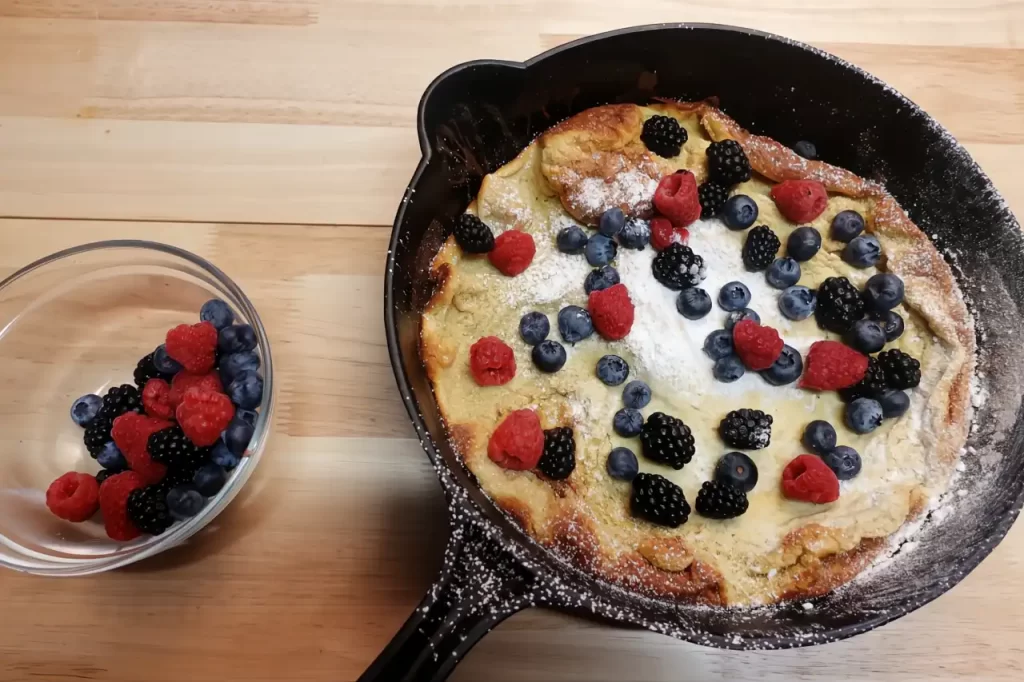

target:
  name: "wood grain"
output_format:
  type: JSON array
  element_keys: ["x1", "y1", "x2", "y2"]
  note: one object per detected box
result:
[{"x1": 0, "y1": 2, "x2": 1023, "y2": 680}]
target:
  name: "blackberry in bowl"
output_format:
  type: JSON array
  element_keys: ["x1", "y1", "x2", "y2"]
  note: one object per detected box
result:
[{"x1": 0, "y1": 241, "x2": 273, "y2": 575}]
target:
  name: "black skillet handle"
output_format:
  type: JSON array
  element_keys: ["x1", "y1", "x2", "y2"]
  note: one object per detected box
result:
[{"x1": 358, "y1": 518, "x2": 537, "y2": 682}]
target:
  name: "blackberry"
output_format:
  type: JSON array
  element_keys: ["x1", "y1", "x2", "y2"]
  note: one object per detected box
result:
[
  {"x1": 133, "y1": 352, "x2": 171, "y2": 388},
  {"x1": 706, "y1": 139, "x2": 752, "y2": 186},
  {"x1": 126, "y1": 485, "x2": 174, "y2": 536},
  {"x1": 83, "y1": 413, "x2": 114, "y2": 456},
  {"x1": 839, "y1": 356, "x2": 888, "y2": 402},
  {"x1": 718, "y1": 409, "x2": 773, "y2": 450},
  {"x1": 815, "y1": 276, "x2": 865, "y2": 333},
  {"x1": 537, "y1": 427, "x2": 576, "y2": 481},
  {"x1": 630, "y1": 473, "x2": 690, "y2": 527},
  {"x1": 698, "y1": 181, "x2": 729, "y2": 219},
  {"x1": 742, "y1": 225, "x2": 781, "y2": 271},
  {"x1": 95, "y1": 469, "x2": 115, "y2": 486},
  {"x1": 147, "y1": 426, "x2": 212, "y2": 471},
  {"x1": 639, "y1": 412, "x2": 696, "y2": 470},
  {"x1": 641, "y1": 115, "x2": 687, "y2": 158},
  {"x1": 163, "y1": 464, "x2": 202, "y2": 490},
  {"x1": 877, "y1": 349, "x2": 922, "y2": 389},
  {"x1": 695, "y1": 480, "x2": 749, "y2": 519},
  {"x1": 452, "y1": 214, "x2": 495, "y2": 254},
  {"x1": 102, "y1": 384, "x2": 142, "y2": 417},
  {"x1": 652, "y1": 243, "x2": 706, "y2": 291}
]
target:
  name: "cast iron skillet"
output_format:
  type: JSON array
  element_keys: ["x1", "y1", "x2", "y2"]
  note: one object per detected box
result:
[{"x1": 367, "y1": 24, "x2": 1024, "y2": 682}]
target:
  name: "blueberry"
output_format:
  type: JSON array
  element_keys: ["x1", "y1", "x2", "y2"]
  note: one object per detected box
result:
[
  {"x1": 779, "y1": 286, "x2": 816, "y2": 321},
  {"x1": 845, "y1": 398, "x2": 884, "y2": 434},
  {"x1": 70, "y1": 394, "x2": 103, "y2": 427},
  {"x1": 863, "y1": 273, "x2": 905, "y2": 311},
  {"x1": 786, "y1": 226, "x2": 821, "y2": 262},
  {"x1": 618, "y1": 217, "x2": 650, "y2": 250},
  {"x1": 606, "y1": 447, "x2": 639, "y2": 481},
  {"x1": 153, "y1": 344, "x2": 183, "y2": 374},
  {"x1": 219, "y1": 350, "x2": 260, "y2": 385},
  {"x1": 585, "y1": 234, "x2": 617, "y2": 266},
  {"x1": 879, "y1": 389, "x2": 911, "y2": 418},
  {"x1": 766, "y1": 258, "x2": 801, "y2": 289},
  {"x1": 802, "y1": 420, "x2": 837, "y2": 455},
  {"x1": 677, "y1": 287, "x2": 712, "y2": 319},
  {"x1": 193, "y1": 463, "x2": 229, "y2": 497},
  {"x1": 845, "y1": 319, "x2": 886, "y2": 354},
  {"x1": 715, "y1": 452, "x2": 758, "y2": 493},
  {"x1": 531, "y1": 340, "x2": 567, "y2": 373},
  {"x1": 622, "y1": 380, "x2": 652, "y2": 409},
  {"x1": 725, "y1": 308, "x2": 760, "y2": 330},
  {"x1": 843, "y1": 234, "x2": 881, "y2": 268},
  {"x1": 97, "y1": 442, "x2": 127, "y2": 470},
  {"x1": 200, "y1": 299, "x2": 235, "y2": 330},
  {"x1": 704, "y1": 329, "x2": 734, "y2": 360},
  {"x1": 166, "y1": 485, "x2": 206, "y2": 520},
  {"x1": 760, "y1": 345, "x2": 803, "y2": 386},
  {"x1": 557, "y1": 306, "x2": 594, "y2": 344},
  {"x1": 596, "y1": 355, "x2": 629, "y2": 386},
  {"x1": 584, "y1": 266, "x2": 620, "y2": 294},
  {"x1": 519, "y1": 311, "x2": 550, "y2": 345},
  {"x1": 227, "y1": 370, "x2": 264, "y2": 410},
  {"x1": 794, "y1": 140, "x2": 818, "y2": 160},
  {"x1": 713, "y1": 355, "x2": 746, "y2": 382},
  {"x1": 235, "y1": 408, "x2": 258, "y2": 427},
  {"x1": 224, "y1": 417, "x2": 255, "y2": 456},
  {"x1": 870, "y1": 310, "x2": 905, "y2": 341},
  {"x1": 722, "y1": 195, "x2": 758, "y2": 230},
  {"x1": 822, "y1": 446, "x2": 862, "y2": 481},
  {"x1": 556, "y1": 226, "x2": 588, "y2": 254},
  {"x1": 613, "y1": 408, "x2": 644, "y2": 437},
  {"x1": 717, "y1": 281, "x2": 751, "y2": 311},
  {"x1": 219, "y1": 324, "x2": 257, "y2": 354},
  {"x1": 598, "y1": 207, "x2": 625, "y2": 238},
  {"x1": 831, "y1": 210, "x2": 865, "y2": 242},
  {"x1": 212, "y1": 439, "x2": 242, "y2": 470}
]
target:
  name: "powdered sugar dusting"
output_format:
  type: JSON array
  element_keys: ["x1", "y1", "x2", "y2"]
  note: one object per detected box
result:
[
  {"x1": 569, "y1": 169, "x2": 658, "y2": 219},
  {"x1": 501, "y1": 237, "x2": 590, "y2": 308}
]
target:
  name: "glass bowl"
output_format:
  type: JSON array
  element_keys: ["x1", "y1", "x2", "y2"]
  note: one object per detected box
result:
[{"x1": 0, "y1": 240, "x2": 273, "y2": 575}]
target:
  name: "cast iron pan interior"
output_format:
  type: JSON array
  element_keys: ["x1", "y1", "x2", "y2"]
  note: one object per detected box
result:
[{"x1": 367, "y1": 24, "x2": 1024, "y2": 682}]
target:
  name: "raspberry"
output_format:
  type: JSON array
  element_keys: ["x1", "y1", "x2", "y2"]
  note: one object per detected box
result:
[
  {"x1": 142, "y1": 378, "x2": 174, "y2": 419},
  {"x1": 99, "y1": 471, "x2": 146, "y2": 541},
  {"x1": 653, "y1": 171, "x2": 701, "y2": 227},
  {"x1": 781, "y1": 454, "x2": 840, "y2": 504},
  {"x1": 588, "y1": 283, "x2": 634, "y2": 340},
  {"x1": 469, "y1": 336, "x2": 516, "y2": 386},
  {"x1": 111, "y1": 412, "x2": 173, "y2": 484},
  {"x1": 45, "y1": 472, "x2": 100, "y2": 522},
  {"x1": 649, "y1": 217, "x2": 688, "y2": 251},
  {"x1": 168, "y1": 371, "x2": 223, "y2": 409},
  {"x1": 177, "y1": 387, "x2": 236, "y2": 447},
  {"x1": 770, "y1": 180, "x2": 829, "y2": 223},
  {"x1": 800, "y1": 340, "x2": 869, "y2": 391},
  {"x1": 732, "y1": 320, "x2": 784, "y2": 371},
  {"x1": 488, "y1": 229, "x2": 535, "y2": 276},
  {"x1": 165, "y1": 321, "x2": 218, "y2": 374},
  {"x1": 487, "y1": 409, "x2": 544, "y2": 471}
]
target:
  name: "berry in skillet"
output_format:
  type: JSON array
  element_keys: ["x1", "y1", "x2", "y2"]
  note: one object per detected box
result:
[
  {"x1": 640, "y1": 412, "x2": 696, "y2": 470},
  {"x1": 761, "y1": 345, "x2": 803, "y2": 386},
  {"x1": 722, "y1": 195, "x2": 758, "y2": 230},
  {"x1": 618, "y1": 217, "x2": 651, "y2": 250},
  {"x1": 653, "y1": 171, "x2": 701, "y2": 227},
  {"x1": 706, "y1": 139, "x2": 752, "y2": 186},
  {"x1": 715, "y1": 452, "x2": 758, "y2": 493},
  {"x1": 519, "y1": 312, "x2": 550, "y2": 345},
  {"x1": 816, "y1": 277, "x2": 865, "y2": 333},
  {"x1": 556, "y1": 225, "x2": 588, "y2": 254},
  {"x1": 771, "y1": 180, "x2": 828, "y2": 223},
  {"x1": 631, "y1": 473, "x2": 690, "y2": 527},
  {"x1": 641, "y1": 115, "x2": 687, "y2": 158},
  {"x1": 765, "y1": 257, "x2": 801, "y2": 289},
  {"x1": 537, "y1": 427, "x2": 576, "y2": 480},
  {"x1": 802, "y1": 420, "x2": 837, "y2": 455},
  {"x1": 717, "y1": 281, "x2": 751, "y2": 312},
  {"x1": 695, "y1": 480, "x2": 749, "y2": 519},
  {"x1": 742, "y1": 226, "x2": 781, "y2": 271},
  {"x1": 677, "y1": 287, "x2": 712, "y2": 320},
  {"x1": 490, "y1": 229, "x2": 536, "y2": 275},
  {"x1": 787, "y1": 226, "x2": 821, "y2": 262},
  {"x1": 652, "y1": 243, "x2": 707, "y2": 291},
  {"x1": 453, "y1": 214, "x2": 495, "y2": 253},
  {"x1": 719, "y1": 409, "x2": 772, "y2": 450},
  {"x1": 698, "y1": 182, "x2": 729, "y2": 219}
]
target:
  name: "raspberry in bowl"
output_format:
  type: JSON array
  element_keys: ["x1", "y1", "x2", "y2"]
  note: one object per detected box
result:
[{"x1": 0, "y1": 241, "x2": 273, "y2": 575}]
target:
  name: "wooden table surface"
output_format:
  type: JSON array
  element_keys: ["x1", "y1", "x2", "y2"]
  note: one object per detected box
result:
[{"x1": 1, "y1": 2, "x2": 1023, "y2": 680}]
